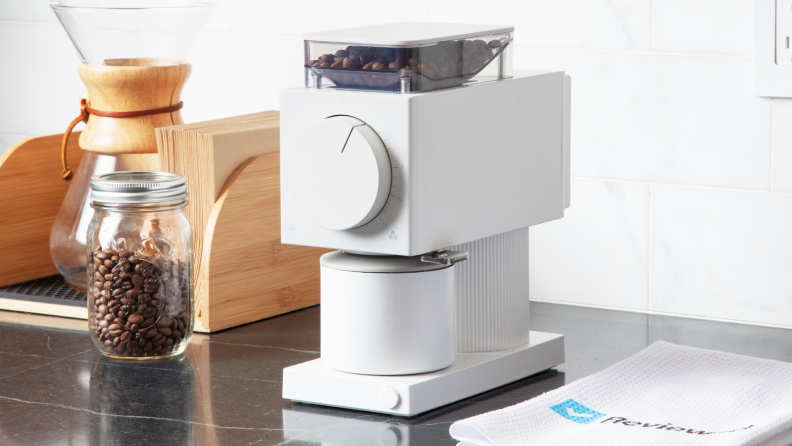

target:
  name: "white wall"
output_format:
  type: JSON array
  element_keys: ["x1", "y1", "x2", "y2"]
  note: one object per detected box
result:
[{"x1": 1, "y1": 0, "x2": 789, "y2": 327}]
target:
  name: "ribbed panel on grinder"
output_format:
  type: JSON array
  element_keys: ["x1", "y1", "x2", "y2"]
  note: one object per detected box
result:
[{"x1": 451, "y1": 227, "x2": 529, "y2": 353}]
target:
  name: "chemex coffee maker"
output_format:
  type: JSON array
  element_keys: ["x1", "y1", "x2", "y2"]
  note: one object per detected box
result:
[{"x1": 280, "y1": 22, "x2": 571, "y2": 416}]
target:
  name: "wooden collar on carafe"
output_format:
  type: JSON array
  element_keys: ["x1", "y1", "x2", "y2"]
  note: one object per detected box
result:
[{"x1": 60, "y1": 98, "x2": 184, "y2": 181}]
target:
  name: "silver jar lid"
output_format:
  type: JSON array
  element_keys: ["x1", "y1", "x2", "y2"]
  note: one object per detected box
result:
[{"x1": 90, "y1": 171, "x2": 187, "y2": 204}]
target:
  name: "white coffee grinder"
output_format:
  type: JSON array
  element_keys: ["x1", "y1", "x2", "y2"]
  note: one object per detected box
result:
[{"x1": 280, "y1": 22, "x2": 571, "y2": 416}]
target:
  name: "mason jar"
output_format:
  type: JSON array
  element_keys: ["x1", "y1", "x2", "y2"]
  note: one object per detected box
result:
[{"x1": 87, "y1": 171, "x2": 193, "y2": 359}]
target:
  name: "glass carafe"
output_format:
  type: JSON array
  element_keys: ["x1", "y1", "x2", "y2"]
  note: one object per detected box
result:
[{"x1": 49, "y1": 0, "x2": 214, "y2": 291}]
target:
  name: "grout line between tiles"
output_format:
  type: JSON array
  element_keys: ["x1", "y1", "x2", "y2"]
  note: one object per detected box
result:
[
  {"x1": 0, "y1": 133, "x2": 32, "y2": 138},
  {"x1": 531, "y1": 299, "x2": 792, "y2": 331},
  {"x1": 511, "y1": 44, "x2": 752, "y2": 59},
  {"x1": 0, "y1": 19, "x2": 56, "y2": 26},
  {"x1": 571, "y1": 176, "x2": 789, "y2": 196},
  {"x1": 0, "y1": 20, "x2": 753, "y2": 60},
  {"x1": 770, "y1": 98, "x2": 776, "y2": 190},
  {"x1": 427, "y1": 0, "x2": 432, "y2": 22},
  {"x1": 650, "y1": 0, "x2": 655, "y2": 53},
  {"x1": 647, "y1": 183, "x2": 653, "y2": 312}
]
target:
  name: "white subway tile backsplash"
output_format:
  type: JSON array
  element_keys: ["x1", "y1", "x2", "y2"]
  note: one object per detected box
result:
[
  {"x1": 0, "y1": 22, "x2": 84, "y2": 136},
  {"x1": 529, "y1": 178, "x2": 649, "y2": 310},
  {"x1": 0, "y1": 134, "x2": 29, "y2": 157},
  {"x1": 772, "y1": 99, "x2": 792, "y2": 192},
  {"x1": 204, "y1": 0, "x2": 232, "y2": 33},
  {"x1": 651, "y1": 185, "x2": 792, "y2": 326},
  {"x1": 653, "y1": 0, "x2": 753, "y2": 55},
  {"x1": 182, "y1": 32, "x2": 304, "y2": 124},
  {"x1": 46, "y1": 4, "x2": 57, "y2": 23},
  {"x1": 542, "y1": 51, "x2": 772, "y2": 190},
  {"x1": 430, "y1": 0, "x2": 652, "y2": 51},
  {"x1": 0, "y1": 0, "x2": 48, "y2": 23},
  {"x1": 222, "y1": 0, "x2": 430, "y2": 36},
  {"x1": 513, "y1": 47, "x2": 541, "y2": 71},
  {"x1": 0, "y1": 5, "x2": 786, "y2": 327}
]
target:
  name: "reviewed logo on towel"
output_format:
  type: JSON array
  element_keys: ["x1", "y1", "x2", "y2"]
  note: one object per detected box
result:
[
  {"x1": 549, "y1": 399, "x2": 605, "y2": 424},
  {"x1": 549, "y1": 398, "x2": 755, "y2": 436}
]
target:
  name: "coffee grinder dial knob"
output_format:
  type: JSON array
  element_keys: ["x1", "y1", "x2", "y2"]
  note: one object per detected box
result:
[{"x1": 293, "y1": 116, "x2": 392, "y2": 231}]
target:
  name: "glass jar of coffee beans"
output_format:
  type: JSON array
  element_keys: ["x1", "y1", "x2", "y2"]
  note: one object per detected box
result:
[{"x1": 87, "y1": 172, "x2": 193, "y2": 360}]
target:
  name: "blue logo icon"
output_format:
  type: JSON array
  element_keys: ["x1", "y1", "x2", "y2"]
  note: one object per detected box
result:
[{"x1": 550, "y1": 399, "x2": 606, "y2": 424}]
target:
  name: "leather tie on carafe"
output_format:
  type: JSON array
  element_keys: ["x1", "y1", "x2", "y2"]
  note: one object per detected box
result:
[{"x1": 59, "y1": 98, "x2": 184, "y2": 181}]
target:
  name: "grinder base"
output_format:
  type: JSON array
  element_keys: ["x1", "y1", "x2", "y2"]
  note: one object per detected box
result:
[{"x1": 283, "y1": 331, "x2": 564, "y2": 416}]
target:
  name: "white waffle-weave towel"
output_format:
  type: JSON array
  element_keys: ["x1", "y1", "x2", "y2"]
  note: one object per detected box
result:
[{"x1": 450, "y1": 341, "x2": 792, "y2": 446}]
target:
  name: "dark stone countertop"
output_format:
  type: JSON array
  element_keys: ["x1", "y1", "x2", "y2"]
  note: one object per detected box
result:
[{"x1": 1, "y1": 302, "x2": 791, "y2": 445}]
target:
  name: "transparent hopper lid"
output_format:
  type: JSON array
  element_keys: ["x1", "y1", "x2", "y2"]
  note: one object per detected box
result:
[{"x1": 304, "y1": 22, "x2": 514, "y2": 93}]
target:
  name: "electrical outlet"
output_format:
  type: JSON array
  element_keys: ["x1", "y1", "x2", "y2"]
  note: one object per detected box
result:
[
  {"x1": 776, "y1": 0, "x2": 792, "y2": 65},
  {"x1": 756, "y1": 0, "x2": 792, "y2": 96}
]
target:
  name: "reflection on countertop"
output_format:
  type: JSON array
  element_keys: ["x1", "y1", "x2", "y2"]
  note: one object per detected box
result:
[{"x1": 0, "y1": 302, "x2": 791, "y2": 445}]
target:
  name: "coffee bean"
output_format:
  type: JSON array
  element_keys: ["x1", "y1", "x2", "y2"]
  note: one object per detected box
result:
[
  {"x1": 131, "y1": 275, "x2": 143, "y2": 289},
  {"x1": 90, "y1": 250, "x2": 190, "y2": 358},
  {"x1": 310, "y1": 40, "x2": 500, "y2": 90}
]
